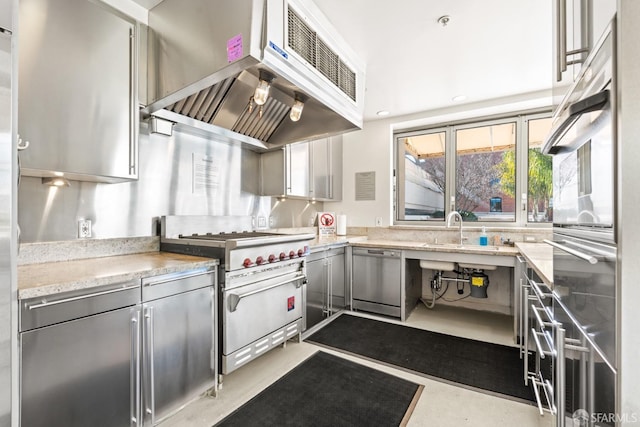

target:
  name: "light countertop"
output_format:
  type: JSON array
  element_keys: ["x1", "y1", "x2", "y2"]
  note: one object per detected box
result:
[
  {"x1": 350, "y1": 239, "x2": 520, "y2": 256},
  {"x1": 308, "y1": 235, "x2": 368, "y2": 250},
  {"x1": 515, "y1": 242, "x2": 553, "y2": 286},
  {"x1": 18, "y1": 252, "x2": 219, "y2": 299}
]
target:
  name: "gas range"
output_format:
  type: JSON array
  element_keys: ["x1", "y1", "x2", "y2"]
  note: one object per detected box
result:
[{"x1": 159, "y1": 215, "x2": 315, "y2": 272}]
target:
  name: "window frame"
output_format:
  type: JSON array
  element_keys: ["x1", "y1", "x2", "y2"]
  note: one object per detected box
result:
[{"x1": 394, "y1": 109, "x2": 553, "y2": 228}]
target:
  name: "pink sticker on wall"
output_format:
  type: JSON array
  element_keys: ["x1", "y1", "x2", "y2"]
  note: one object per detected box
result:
[{"x1": 227, "y1": 34, "x2": 243, "y2": 63}]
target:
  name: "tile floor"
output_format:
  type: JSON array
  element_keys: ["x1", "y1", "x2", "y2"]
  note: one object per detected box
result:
[{"x1": 160, "y1": 304, "x2": 554, "y2": 427}]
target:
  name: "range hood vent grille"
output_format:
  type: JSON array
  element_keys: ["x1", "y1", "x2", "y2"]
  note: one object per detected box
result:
[
  {"x1": 287, "y1": 7, "x2": 356, "y2": 102},
  {"x1": 166, "y1": 76, "x2": 290, "y2": 142},
  {"x1": 167, "y1": 78, "x2": 234, "y2": 123},
  {"x1": 234, "y1": 96, "x2": 290, "y2": 141}
]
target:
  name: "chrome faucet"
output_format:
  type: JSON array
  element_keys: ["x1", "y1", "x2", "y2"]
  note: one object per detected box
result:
[{"x1": 446, "y1": 211, "x2": 467, "y2": 246}]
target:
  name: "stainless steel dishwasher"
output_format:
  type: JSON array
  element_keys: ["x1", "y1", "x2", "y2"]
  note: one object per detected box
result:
[
  {"x1": 20, "y1": 281, "x2": 142, "y2": 427},
  {"x1": 141, "y1": 267, "x2": 216, "y2": 426},
  {"x1": 352, "y1": 247, "x2": 401, "y2": 317}
]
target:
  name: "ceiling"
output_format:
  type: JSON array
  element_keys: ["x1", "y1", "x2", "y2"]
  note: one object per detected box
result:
[{"x1": 134, "y1": 0, "x2": 553, "y2": 122}]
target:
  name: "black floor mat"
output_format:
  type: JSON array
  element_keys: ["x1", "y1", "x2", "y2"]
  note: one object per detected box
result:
[
  {"x1": 214, "y1": 351, "x2": 423, "y2": 427},
  {"x1": 306, "y1": 314, "x2": 537, "y2": 403}
]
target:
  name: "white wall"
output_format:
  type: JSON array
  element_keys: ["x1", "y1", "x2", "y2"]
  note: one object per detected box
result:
[{"x1": 325, "y1": 90, "x2": 552, "y2": 227}]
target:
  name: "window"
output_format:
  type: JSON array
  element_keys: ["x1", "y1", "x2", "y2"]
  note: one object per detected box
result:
[
  {"x1": 397, "y1": 130, "x2": 447, "y2": 221},
  {"x1": 455, "y1": 121, "x2": 516, "y2": 221},
  {"x1": 395, "y1": 111, "x2": 553, "y2": 226},
  {"x1": 526, "y1": 117, "x2": 553, "y2": 223}
]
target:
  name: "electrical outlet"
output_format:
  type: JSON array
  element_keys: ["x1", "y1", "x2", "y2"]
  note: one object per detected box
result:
[
  {"x1": 375, "y1": 217, "x2": 383, "y2": 227},
  {"x1": 78, "y1": 219, "x2": 92, "y2": 238},
  {"x1": 257, "y1": 216, "x2": 267, "y2": 228}
]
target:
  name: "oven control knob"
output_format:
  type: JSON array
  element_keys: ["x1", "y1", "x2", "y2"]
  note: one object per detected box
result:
[
  {"x1": 268, "y1": 254, "x2": 276, "y2": 263},
  {"x1": 297, "y1": 248, "x2": 304, "y2": 257},
  {"x1": 289, "y1": 250, "x2": 296, "y2": 259},
  {"x1": 255, "y1": 256, "x2": 264, "y2": 265},
  {"x1": 243, "y1": 258, "x2": 252, "y2": 268},
  {"x1": 279, "y1": 252, "x2": 286, "y2": 261}
]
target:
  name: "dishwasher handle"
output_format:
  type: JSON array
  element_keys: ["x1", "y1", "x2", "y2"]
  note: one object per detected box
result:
[{"x1": 353, "y1": 248, "x2": 399, "y2": 257}]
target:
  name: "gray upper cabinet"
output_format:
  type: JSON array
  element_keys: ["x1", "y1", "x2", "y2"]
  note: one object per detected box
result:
[
  {"x1": 18, "y1": 0, "x2": 138, "y2": 183},
  {"x1": 260, "y1": 136, "x2": 342, "y2": 201},
  {"x1": 552, "y1": 0, "x2": 615, "y2": 106},
  {"x1": 310, "y1": 136, "x2": 343, "y2": 201}
]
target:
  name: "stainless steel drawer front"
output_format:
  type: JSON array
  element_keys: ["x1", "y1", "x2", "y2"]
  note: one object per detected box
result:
[
  {"x1": 141, "y1": 267, "x2": 214, "y2": 302},
  {"x1": 20, "y1": 281, "x2": 140, "y2": 331}
]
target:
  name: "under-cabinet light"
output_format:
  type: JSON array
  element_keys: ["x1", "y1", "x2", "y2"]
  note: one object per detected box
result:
[{"x1": 42, "y1": 177, "x2": 70, "y2": 187}]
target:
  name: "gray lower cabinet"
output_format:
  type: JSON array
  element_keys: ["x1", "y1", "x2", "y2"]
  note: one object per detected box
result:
[
  {"x1": 352, "y1": 247, "x2": 402, "y2": 318},
  {"x1": 141, "y1": 269, "x2": 216, "y2": 426},
  {"x1": 305, "y1": 247, "x2": 346, "y2": 330},
  {"x1": 19, "y1": 267, "x2": 217, "y2": 427},
  {"x1": 20, "y1": 282, "x2": 141, "y2": 427}
]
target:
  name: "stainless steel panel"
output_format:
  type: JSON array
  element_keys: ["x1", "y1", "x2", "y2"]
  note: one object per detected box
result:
[
  {"x1": 20, "y1": 306, "x2": 140, "y2": 427},
  {"x1": 142, "y1": 286, "x2": 215, "y2": 426},
  {"x1": 18, "y1": 126, "x2": 271, "y2": 242},
  {"x1": 554, "y1": 300, "x2": 616, "y2": 423},
  {"x1": 141, "y1": 268, "x2": 214, "y2": 302},
  {"x1": 0, "y1": 0, "x2": 11, "y2": 32},
  {"x1": 352, "y1": 248, "x2": 402, "y2": 308},
  {"x1": 328, "y1": 251, "x2": 345, "y2": 311},
  {"x1": 20, "y1": 281, "x2": 140, "y2": 331},
  {"x1": 222, "y1": 272, "x2": 303, "y2": 355},
  {"x1": 305, "y1": 256, "x2": 327, "y2": 330},
  {"x1": 222, "y1": 319, "x2": 301, "y2": 374},
  {"x1": 552, "y1": 232, "x2": 616, "y2": 365},
  {"x1": 0, "y1": 9, "x2": 14, "y2": 425},
  {"x1": 305, "y1": 247, "x2": 345, "y2": 330},
  {"x1": 18, "y1": 0, "x2": 138, "y2": 182}
]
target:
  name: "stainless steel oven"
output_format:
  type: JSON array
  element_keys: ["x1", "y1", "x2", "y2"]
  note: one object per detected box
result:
[
  {"x1": 543, "y1": 22, "x2": 614, "y2": 243},
  {"x1": 222, "y1": 259, "x2": 305, "y2": 373}
]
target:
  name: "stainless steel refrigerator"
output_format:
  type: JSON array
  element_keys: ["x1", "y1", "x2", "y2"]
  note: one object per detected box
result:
[
  {"x1": 0, "y1": 0, "x2": 16, "y2": 425},
  {"x1": 543, "y1": 19, "x2": 616, "y2": 425}
]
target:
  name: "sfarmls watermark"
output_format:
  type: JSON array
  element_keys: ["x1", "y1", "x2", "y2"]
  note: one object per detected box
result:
[{"x1": 572, "y1": 409, "x2": 639, "y2": 425}]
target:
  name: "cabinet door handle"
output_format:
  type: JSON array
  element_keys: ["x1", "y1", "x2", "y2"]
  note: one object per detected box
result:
[
  {"x1": 556, "y1": 327, "x2": 566, "y2": 427},
  {"x1": 130, "y1": 310, "x2": 141, "y2": 426},
  {"x1": 556, "y1": 0, "x2": 567, "y2": 81},
  {"x1": 523, "y1": 284, "x2": 530, "y2": 385},
  {"x1": 144, "y1": 307, "x2": 155, "y2": 424},
  {"x1": 26, "y1": 283, "x2": 139, "y2": 310}
]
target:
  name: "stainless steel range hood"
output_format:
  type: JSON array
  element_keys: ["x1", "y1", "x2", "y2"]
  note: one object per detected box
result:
[{"x1": 144, "y1": 0, "x2": 365, "y2": 151}]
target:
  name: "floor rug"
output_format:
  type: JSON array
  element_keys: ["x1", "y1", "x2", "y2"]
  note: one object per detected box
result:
[
  {"x1": 214, "y1": 351, "x2": 423, "y2": 427},
  {"x1": 306, "y1": 313, "x2": 537, "y2": 403}
]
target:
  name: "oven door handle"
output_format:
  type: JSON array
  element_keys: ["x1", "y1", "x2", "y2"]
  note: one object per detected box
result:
[
  {"x1": 543, "y1": 239, "x2": 598, "y2": 264},
  {"x1": 542, "y1": 89, "x2": 609, "y2": 155},
  {"x1": 227, "y1": 274, "x2": 306, "y2": 312}
]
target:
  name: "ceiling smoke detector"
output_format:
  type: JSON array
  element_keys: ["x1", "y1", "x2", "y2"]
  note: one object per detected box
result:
[{"x1": 437, "y1": 15, "x2": 451, "y2": 27}]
